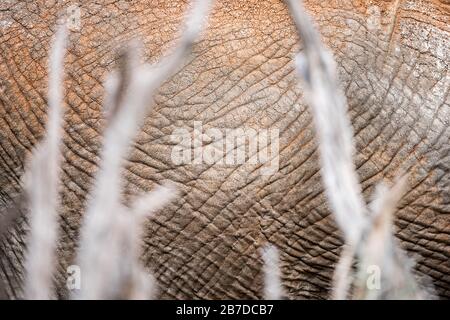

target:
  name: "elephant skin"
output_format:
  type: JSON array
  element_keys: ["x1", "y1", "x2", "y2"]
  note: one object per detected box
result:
[{"x1": 0, "y1": 0, "x2": 449, "y2": 299}]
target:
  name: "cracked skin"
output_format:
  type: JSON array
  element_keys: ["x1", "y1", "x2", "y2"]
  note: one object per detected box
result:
[{"x1": 0, "y1": 0, "x2": 449, "y2": 299}]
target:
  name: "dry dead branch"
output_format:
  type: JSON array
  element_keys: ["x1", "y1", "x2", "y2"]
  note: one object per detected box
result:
[
  {"x1": 75, "y1": 0, "x2": 212, "y2": 299},
  {"x1": 261, "y1": 244, "x2": 284, "y2": 300},
  {"x1": 19, "y1": 0, "x2": 212, "y2": 300},
  {"x1": 285, "y1": 0, "x2": 429, "y2": 299},
  {"x1": 0, "y1": 193, "x2": 27, "y2": 299},
  {"x1": 23, "y1": 25, "x2": 67, "y2": 300},
  {"x1": 285, "y1": 0, "x2": 368, "y2": 248}
]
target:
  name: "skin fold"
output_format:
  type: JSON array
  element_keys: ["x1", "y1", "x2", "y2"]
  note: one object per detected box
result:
[{"x1": 0, "y1": 0, "x2": 448, "y2": 299}]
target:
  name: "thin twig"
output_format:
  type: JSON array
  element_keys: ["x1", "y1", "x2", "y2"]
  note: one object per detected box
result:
[
  {"x1": 285, "y1": 0, "x2": 428, "y2": 299},
  {"x1": 261, "y1": 244, "x2": 284, "y2": 300},
  {"x1": 75, "y1": 0, "x2": 212, "y2": 299},
  {"x1": 331, "y1": 244, "x2": 355, "y2": 300},
  {"x1": 23, "y1": 25, "x2": 67, "y2": 300},
  {"x1": 0, "y1": 193, "x2": 27, "y2": 299},
  {"x1": 131, "y1": 182, "x2": 178, "y2": 218}
]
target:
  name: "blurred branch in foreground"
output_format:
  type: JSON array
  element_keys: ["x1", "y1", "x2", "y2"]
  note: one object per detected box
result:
[
  {"x1": 75, "y1": 0, "x2": 212, "y2": 299},
  {"x1": 21, "y1": 0, "x2": 213, "y2": 300},
  {"x1": 261, "y1": 244, "x2": 285, "y2": 300},
  {"x1": 23, "y1": 25, "x2": 67, "y2": 300},
  {"x1": 0, "y1": 193, "x2": 26, "y2": 299},
  {"x1": 285, "y1": 0, "x2": 432, "y2": 300}
]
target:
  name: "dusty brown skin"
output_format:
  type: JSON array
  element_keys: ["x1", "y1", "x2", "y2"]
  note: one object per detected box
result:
[{"x1": 0, "y1": 0, "x2": 449, "y2": 299}]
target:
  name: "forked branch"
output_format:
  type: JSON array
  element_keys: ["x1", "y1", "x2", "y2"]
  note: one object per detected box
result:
[
  {"x1": 75, "y1": 0, "x2": 213, "y2": 299},
  {"x1": 23, "y1": 25, "x2": 67, "y2": 299},
  {"x1": 285, "y1": 0, "x2": 429, "y2": 299}
]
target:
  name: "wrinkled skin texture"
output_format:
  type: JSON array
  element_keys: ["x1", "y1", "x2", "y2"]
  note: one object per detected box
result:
[{"x1": 0, "y1": 0, "x2": 449, "y2": 299}]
